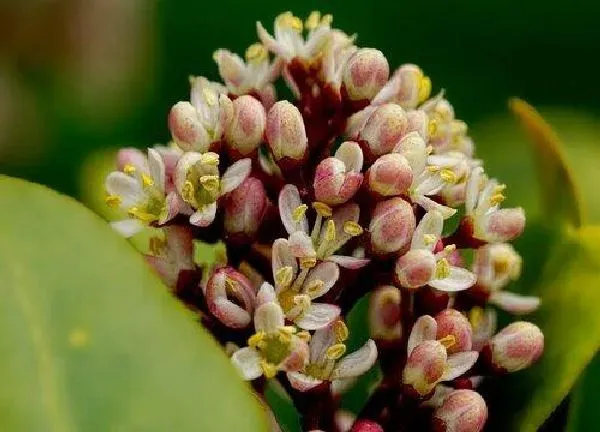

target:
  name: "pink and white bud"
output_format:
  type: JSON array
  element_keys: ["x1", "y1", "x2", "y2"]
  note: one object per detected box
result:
[
  {"x1": 473, "y1": 243, "x2": 522, "y2": 291},
  {"x1": 369, "y1": 197, "x2": 416, "y2": 255},
  {"x1": 394, "y1": 249, "x2": 437, "y2": 289},
  {"x1": 484, "y1": 321, "x2": 544, "y2": 373},
  {"x1": 359, "y1": 104, "x2": 408, "y2": 157},
  {"x1": 392, "y1": 64, "x2": 432, "y2": 109},
  {"x1": 432, "y1": 390, "x2": 488, "y2": 432},
  {"x1": 479, "y1": 207, "x2": 526, "y2": 243},
  {"x1": 224, "y1": 176, "x2": 269, "y2": 238},
  {"x1": 266, "y1": 100, "x2": 308, "y2": 163},
  {"x1": 351, "y1": 419, "x2": 384, "y2": 432},
  {"x1": 168, "y1": 101, "x2": 209, "y2": 152},
  {"x1": 403, "y1": 340, "x2": 447, "y2": 397},
  {"x1": 225, "y1": 95, "x2": 266, "y2": 157},
  {"x1": 366, "y1": 153, "x2": 412, "y2": 197},
  {"x1": 369, "y1": 285, "x2": 402, "y2": 341},
  {"x1": 435, "y1": 309, "x2": 473, "y2": 354},
  {"x1": 342, "y1": 48, "x2": 389, "y2": 102},
  {"x1": 314, "y1": 141, "x2": 364, "y2": 205},
  {"x1": 406, "y1": 109, "x2": 430, "y2": 141},
  {"x1": 205, "y1": 267, "x2": 256, "y2": 329}
]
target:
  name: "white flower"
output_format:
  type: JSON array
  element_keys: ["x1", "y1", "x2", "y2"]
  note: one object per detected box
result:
[{"x1": 287, "y1": 320, "x2": 378, "y2": 392}]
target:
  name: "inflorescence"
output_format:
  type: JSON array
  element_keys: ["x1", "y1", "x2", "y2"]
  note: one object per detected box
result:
[{"x1": 105, "y1": 11, "x2": 544, "y2": 432}]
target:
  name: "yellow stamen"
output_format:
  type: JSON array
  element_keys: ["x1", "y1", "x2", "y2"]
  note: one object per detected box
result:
[
  {"x1": 305, "y1": 11, "x2": 321, "y2": 31},
  {"x1": 225, "y1": 276, "x2": 238, "y2": 293},
  {"x1": 123, "y1": 164, "x2": 136, "y2": 175},
  {"x1": 245, "y1": 43, "x2": 267, "y2": 63},
  {"x1": 489, "y1": 193, "x2": 505, "y2": 206},
  {"x1": 182, "y1": 180, "x2": 195, "y2": 203},
  {"x1": 127, "y1": 207, "x2": 156, "y2": 223},
  {"x1": 200, "y1": 152, "x2": 220, "y2": 166},
  {"x1": 428, "y1": 120, "x2": 439, "y2": 138},
  {"x1": 423, "y1": 233, "x2": 437, "y2": 246},
  {"x1": 438, "y1": 334, "x2": 456, "y2": 349},
  {"x1": 292, "y1": 204, "x2": 308, "y2": 222},
  {"x1": 469, "y1": 307, "x2": 484, "y2": 329},
  {"x1": 325, "y1": 220, "x2": 336, "y2": 242},
  {"x1": 293, "y1": 294, "x2": 311, "y2": 310},
  {"x1": 344, "y1": 221, "x2": 363, "y2": 236},
  {"x1": 275, "y1": 266, "x2": 294, "y2": 289},
  {"x1": 427, "y1": 165, "x2": 440, "y2": 173},
  {"x1": 435, "y1": 258, "x2": 451, "y2": 279},
  {"x1": 426, "y1": 145, "x2": 434, "y2": 155},
  {"x1": 248, "y1": 331, "x2": 266, "y2": 348},
  {"x1": 494, "y1": 184, "x2": 507, "y2": 193},
  {"x1": 280, "y1": 326, "x2": 297, "y2": 335},
  {"x1": 105, "y1": 194, "x2": 121, "y2": 208},
  {"x1": 299, "y1": 256, "x2": 317, "y2": 269},
  {"x1": 304, "y1": 279, "x2": 324, "y2": 296},
  {"x1": 418, "y1": 75, "x2": 432, "y2": 103},
  {"x1": 141, "y1": 173, "x2": 154, "y2": 188},
  {"x1": 203, "y1": 88, "x2": 217, "y2": 106},
  {"x1": 261, "y1": 360, "x2": 278, "y2": 378},
  {"x1": 297, "y1": 331, "x2": 311, "y2": 342},
  {"x1": 326, "y1": 343, "x2": 347, "y2": 360},
  {"x1": 149, "y1": 236, "x2": 167, "y2": 255},
  {"x1": 333, "y1": 320, "x2": 349, "y2": 342},
  {"x1": 200, "y1": 175, "x2": 220, "y2": 193},
  {"x1": 440, "y1": 169, "x2": 457, "y2": 184},
  {"x1": 444, "y1": 244, "x2": 457, "y2": 253},
  {"x1": 312, "y1": 201, "x2": 333, "y2": 217}
]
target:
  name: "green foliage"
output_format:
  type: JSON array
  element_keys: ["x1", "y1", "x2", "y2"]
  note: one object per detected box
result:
[{"x1": 0, "y1": 176, "x2": 267, "y2": 432}]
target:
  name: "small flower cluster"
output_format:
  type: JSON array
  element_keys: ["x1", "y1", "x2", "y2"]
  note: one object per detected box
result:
[{"x1": 105, "y1": 11, "x2": 543, "y2": 432}]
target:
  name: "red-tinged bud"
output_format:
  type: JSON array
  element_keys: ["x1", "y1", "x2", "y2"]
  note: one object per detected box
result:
[
  {"x1": 369, "y1": 197, "x2": 416, "y2": 256},
  {"x1": 480, "y1": 207, "x2": 526, "y2": 243},
  {"x1": 205, "y1": 267, "x2": 256, "y2": 329},
  {"x1": 394, "y1": 249, "x2": 436, "y2": 289},
  {"x1": 266, "y1": 100, "x2": 308, "y2": 164},
  {"x1": 403, "y1": 340, "x2": 447, "y2": 397},
  {"x1": 342, "y1": 48, "x2": 389, "y2": 102},
  {"x1": 432, "y1": 390, "x2": 488, "y2": 432},
  {"x1": 484, "y1": 321, "x2": 543, "y2": 373},
  {"x1": 366, "y1": 153, "x2": 412, "y2": 197},
  {"x1": 168, "y1": 101, "x2": 210, "y2": 152},
  {"x1": 359, "y1": 104, "x2": 408, "y2": 157},
  {"x1": 406, "y1": 109, "x2": 430, "y2": 140},
  {"x1": 224, "y1": 177, "x2": 269, "y2": 239},
  {"x1": 225, "y1": 95, "x2": 266, "y2": 157},
  {"x1": 313, "y1": 141, "x2": 364, "y2": 205},
  {"x1": 369, "y1": 285, "x2": 402, "y2": 341},
  {"x1": 435, "y1": 309, "x2": 473, "y2": 354},
  {"x1": 351, "y1": 419, "x2": 384, "y2": 432}
]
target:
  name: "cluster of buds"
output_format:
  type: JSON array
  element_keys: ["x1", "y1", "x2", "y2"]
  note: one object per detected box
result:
[{"x1": 104, "y1": 11, "x2": 544, "y2": 432}]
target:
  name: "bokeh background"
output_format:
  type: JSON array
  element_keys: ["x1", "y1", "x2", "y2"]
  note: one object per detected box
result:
[{"x1": 1, "y1": 1, "x2": 599, "y2": 430}]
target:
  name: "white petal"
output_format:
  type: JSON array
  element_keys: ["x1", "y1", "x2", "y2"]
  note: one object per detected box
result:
[
  {"x1": 295, "y1": 303, "x2": 340, "y2": 330},
  {"x1": 279, "y1": 184, "x2": 308, "y2": 235},
  {"x1": 148, "y1": 148, "x2": 166, "y2": 192},
  {"x1": 372, "y1": 70, "x2": 402, "y2": 105},
  {"x1": 327, "y1": 255, "x2": 370, "y2": 269},
  {"x1": 174, "y1": 151, "x2": 204, "y2": 196},
  {"x1": 159, "y1": 191, "x2": 182, "y2": 224},
  {"x1": 465, "y1": 166, "x2": 484, "y2": 215},
  {"x1": 220, "y1": 158, "x2": 252, "y2": 194},
  {"x1": 288, "y1": 231, "x2": 317, "y2": 258},
  {"x1": 256, "y1": 282, "x2": 277, "y2": 306},
  {"x1": 189, "y1": 203, "x2": 217, "y2": 227},
  {"x1": 231, "y1": 347, "x2": 263, "y2": 380},
  {"x1": 335, "y1": 141, "x2": 363, "y2": 173},
  {"x1": 254, "y1": 302, "x2": 285, "y2": 333},
  {"x1": 256, "y1": 21, "x2": 290, "y2": 58},
  {"x1": 414, "y1": 196, "x2": 457, "y2": 220},
  {"x1": 110, "y1": 219, "x2": 144, "y2": 238},
  {"x1": 309, "y1": 325, "x2": 336, "y2": 363},
  {"x1": 489, "y1": 291, "x2": 541, "y2": 315},
  {"x1": 393, "y1": 131, "x2": 427, "y2": 175},
  {"x1": 414, "y1": 172, "x2": 445, "y2": 196},
  {"x1": 271, "y1": 238, "x2": 298, "y2": 291},
  {"x1": 442, "y1": 351, "x2": 479, "y2": 381},
  {"x1": 472, "y1": 308, "x2": 497, "y2": 352},
  {"x1": 421, "y1": 385, "x2": 453, "y2": 408},
  {"x1": 105, "y1": 172, "x2": 143, "y2": 208},
  {"x1": 345, "y1": 106, "x2": 375, "y2": 139},
  {"x1": 325, "y1": 202, "x2": 360, "y2": 252},
  {"x1": 331, "y1": 340, "x2": 378, "y2": 380},
  {"x1": 303, "y1": 261, "x2": 339, "y2": 299},
  {"x1": 429, "y1": 267, "x2": 476, "y2": 292},
  {"x1": 287, "y1": 372, "x2": 323, "y2": 392},
  {"x1": 407, "y1": 315, "x2": 437, "y2": 355},
  {"x1": 411, "y1": 210, "x2": 444, "y2": 251}
]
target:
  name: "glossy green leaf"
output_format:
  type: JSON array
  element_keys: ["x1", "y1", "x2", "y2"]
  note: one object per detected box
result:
[
  {"x1": 566, "y1": 355, "x2": 600, "y2": 432},
  {"x1": 0, "y1": 176, "x2": 267, "y2": 432}
]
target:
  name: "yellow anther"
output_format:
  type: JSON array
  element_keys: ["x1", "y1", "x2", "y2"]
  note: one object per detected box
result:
[
  {"x1": 469, "y1": 307, "x2": 484, "y2": 329},
  {"x1": 293, "y1": 294, "x2": 311, "y2": 309},
  {"x1": 427, "y1": 165, "x2": 441, "y2": 173},
  {"x1": 333, "y1": 320, "x2": 349, "y2": 342},
  {"x1": 440, "y1": 169, "x2": 458, "y2": 184},
  {"x1": 149, "y1": 236, "x2": 167, "y2": 255},
  {"x1": 305, "y1": 279, "x2": 324, "y2": 296},
  {"x1": 105, "y1": 194, "x2": 121, "y2": 208},
  {"x1": 245, "y1": 43, "x2": 267, "y2": 63},
  {"x1": 428, "y1": 120, "x2": 439, "y2": 138},
  {"x1": 225, "y1": 276, "x2": 238, "y2": 293},
  {"x1": 344, "y1": 221, "x2": 364, "y2": 236},
  {"x1": 280, "y1": 326, "x2": 297, "y2": 335},
  {"x1": 127, "y1": 207, "x2": 156, "y2": 223},
  {"x1": 423, "y1": 233, "x2": 437, "y2": 246},
  {"x1": 141, "y1": 173, "x2": 155, "y2": 188},
  {"x1": 200, "y1": 175, "x2": 220, "y2": 193},
  {"x1": 278, "y1": 329, "x2": 293, "y2": 343},
  {"x1": 312, "y1": 201, "x2": 333, "y2": 217},
  {"x1": 426, "y1": 145, "x2": 434, "y2": 155},
  {"x1": 182, "y1": 180, "x2": 195, "y2": 203},
  {"x1": 494, "y1": 255, "x2": 511, "y2": 274},
  {"x1": 438, "y1": 334, "x2": 456, "y2": 349},
  {"x1": 297, "y1": 331, "x2": 311, "y2": 342},
  {"x1": 494, "y1": 184, "x2": 507, "y2": 193},
  {"x1": 418, "y1": 75, "x2": 432, "y2": 104},
  {"x1": 202, "y1": 88, "x2": 218, "y2": 106},
  {"x1": 261, "y1": 360, "x2": 278, "y2": 379},
  {"x1": 326, "y1": 343, "x2": 347, "y2": 360},
  {"x1": 123, "y1": 164, "x2": 136, "y2": 175},
  {"x1": 321, "y1": 14, "x2": 333, "y2": 26},
  {"x1": 305, "y1": 11, "x2": 321, "y2": 31},
  {"x1": 444, "y1": 244, "x2": 457, "y2": 253},
  {"x1": 248, "y1": 331, "x2": 266, "y2": 348},
  {"x1": 299, "y1": 256, "x2": 317, "y2": 269},
  {"x1": 277, "y1": 12, "x2": 303, "y2": 32},
  {"x1": 200, "y1": 152, "x2": 220, "y2": 166},
  {"x1": 323, "y1": 220, "x2": 335, "y2": 243},
  {"x1": 292, "y1": 204, "x2": 308, "y2": 222},
  {"x1": 275, "y1": 266, "x2": 294, "y2": 288},
  {"x1": 435, "y1": 258, "x2": 451, "y2": 279},
  {"x1": 489, "y1": 193, "x2": 505, "y2": 206}
]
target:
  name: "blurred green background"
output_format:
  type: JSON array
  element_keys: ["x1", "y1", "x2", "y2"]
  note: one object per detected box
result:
[{"x1": 1, "y1": 1, "x2": 599, "y2": 430}]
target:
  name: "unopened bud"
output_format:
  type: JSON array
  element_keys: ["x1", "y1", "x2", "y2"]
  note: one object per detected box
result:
[
  {"x1": 369, "y1": 285, "x2": 402, "y2": 341},
  {"x1": 266, "y1": 100, "x2": 308, "y2": 163},
  {"x1": 224, "y1": 177, "x2": 269, "y2": 238},
  {"x1": 432, "y1": 389, "x2": 488, "y2": 432},
  {"x1": 484, "y1": 321, "x2": 543, "y2": 373},
  {"x1": 351, "y1": 419, "x2": 384, "y2": 432},
  {"x1": 342, "y1": 48, "x2": 389, "y2": 102},
  {"x1": 205, "y1": 267, "x2": 256, "y2": 329},
  {"x1": 367, "y1": 153, "x2": 413, "y2": 197},
  {"x1": 225, "y1": 95, "x2": 266, "y2": 157},
  {"x1": 369, "y1": 197, "x2": 416, "y2": 255},
  {"x1": 359, "y1": 104, "x2": 408, "y2": 157},
  {"x1": 403, "y1": 340, "x2": 447, "y2": 397},
  {"x1": 406, "y1": 109, "x2": 430, "y2": 140},
  {"x1": 168, "y1": 101, "x2": 209, "y2": 152},
  {"x1": 435, "y1": 309, "x2": 473, "y2": 354},
  {"x1": 394, "y1": 249, "x2": 436, "y2": 289},
  {"x1": 393, "y1": 64, "x2": 432, "y2": 109},
  {"x1": 478, "y1": 207, "x2": 526, "y2": 243},
  {"x1": 473, "y1": 243, "x2": 522, "y2": 291}
]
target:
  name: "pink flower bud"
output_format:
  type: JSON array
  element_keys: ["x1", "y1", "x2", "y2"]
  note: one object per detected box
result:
[
  {"x1": 266, "y1": 100, "x2": 308, "y2": 163},
  {"x1": 224, "y1": 177, "x2": 269, "y2": 238},
  {"x1": 359, "y1": 104, "x2": 408, "y2": 157},
  {"x1": 342, "y1": 48, "x2": 389, "y2": 102},
  {"x1": 432, "y1": 390, "x2": 488, "y2": 432},
  {"x1": 313, "y1": 141, "x2": 364, "y2": 205},
  {"x1": 225, "y1": 95, "x2": 266, "y2": 157},
  {"x1": 406, "y1": 109, "x2": 430, "y2": 140},
  {"x1": 484, "y1": 321, "x2": 544, "y2": 373},
  {"x1": 480, "y1": 207, "x2": 526, "y2": 243},
  {"x1": 435, "y1": 309, "x2": 473, "y2": 354},
  {"x1": 403, "y1": 340, "x2": 447, "y2": 397},
  {"x1": 393, "y1": 64, "x2": 432, "y2": 109},
  {"x1": 351, "y1": 419, "x2": 384, "y2": 432},
  {"x1": 394, "y1": 249, "x2": 436, "y2": 289},
  {"x1": 366, "y1": 153, "x2": 412, "y2": 197},
  {"x1": 369, "y1": 197, "x2": 416, "y2": 256},
  {"x1": 369, "y1": 285, "x2": 402, "y2": 341},
  {"x1": 168, "y1": 101, "x2": 209, "y2": 152},
  {"x1": 205, "y1": 267, "x2": 256, "y2": 329}
]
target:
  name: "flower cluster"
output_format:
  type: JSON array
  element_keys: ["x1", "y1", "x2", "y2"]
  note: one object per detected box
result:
[{"x1": 105, "y1": 11, "x2": 544, "y2": 432}]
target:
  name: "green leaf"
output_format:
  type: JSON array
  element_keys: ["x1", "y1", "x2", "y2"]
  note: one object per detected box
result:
[
  {"x1": 566, "y1": 355, "x2": 600, "y2": 432},
  {"x1": 0, "y1": 176, "x2": 267, "y2": 432}
]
